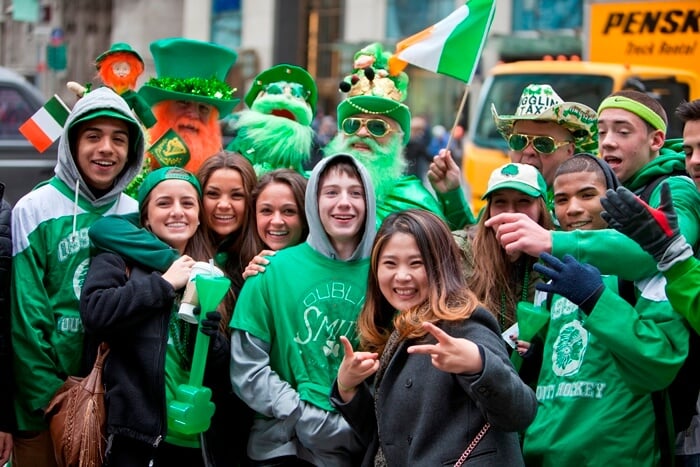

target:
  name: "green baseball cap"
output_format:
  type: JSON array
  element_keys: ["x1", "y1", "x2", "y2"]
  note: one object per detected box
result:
[
  {"x1": 137, "y1": 166, "x2": 202, "y2": 208},
  {"x1": 482, "y1": 163, "x2": 548, "y2": 200}
]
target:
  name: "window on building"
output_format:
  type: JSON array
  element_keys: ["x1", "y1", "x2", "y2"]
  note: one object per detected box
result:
[
  {"x1": 512, "y1": 0, "x2": 583, "y2": 31},
  {"x1": 308, "y1": 0, "x2": 341, "y2": 79},
  {"x1": 385, "y1": 0, "x2": 455, "y2": 40},
  {"x1": 212, "y1": 0, "x2": 242, "y2": 48}
]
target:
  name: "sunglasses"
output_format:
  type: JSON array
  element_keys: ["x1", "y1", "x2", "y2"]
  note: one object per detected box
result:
[
  {"x1": 341, "y1": 117, "x2": 397, "y2": 138},
  {"x1": 508, "y1": 133, "x2": 572, "y2": 154},
  {"x1": 263, "y1": 81, "x2": 309, "y2": 100}
]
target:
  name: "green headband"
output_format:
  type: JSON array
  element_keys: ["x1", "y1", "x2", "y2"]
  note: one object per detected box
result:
[
  {"x1": 598, "y1": 96, "x2": 667, "y2": 132},
  {"x1": 138, "y1": 167, "x2": 202, "y2": 208}
]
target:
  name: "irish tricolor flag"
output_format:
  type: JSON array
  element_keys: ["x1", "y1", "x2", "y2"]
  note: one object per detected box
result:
[
  {"x1": 394, "y1": 0, "x2": 496, "y2": 83},
  {"x1": 19, "y1": 95, "x2": 70, "y2": 153}
]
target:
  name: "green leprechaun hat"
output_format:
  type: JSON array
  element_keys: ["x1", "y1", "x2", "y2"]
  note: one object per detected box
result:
[
  {"x1": 245, "y1": 64, "x2": 318, "y2": 115},
  {"x1": 95, "y1": 42, "x2": 144, "y2": 68},
  {"x1": 139, "y1": 37, "x2": 240, "y2": 116},
  {"x1": 491, "y1": 84, "x2": 598, "y2": 153},
  {"x1": 337, "y1": 43, "x2": 411, "y2": 145}
]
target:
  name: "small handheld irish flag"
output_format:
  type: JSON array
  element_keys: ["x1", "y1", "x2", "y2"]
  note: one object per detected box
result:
[
  {"x1": 393, "y1": 0, "x2": 496, "y2": 84},
  {"x1": 19, "y1": 95, "x2": 70, "y2": 153}
]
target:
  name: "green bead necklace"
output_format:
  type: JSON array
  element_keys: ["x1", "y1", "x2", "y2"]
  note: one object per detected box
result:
[{"x1": 499, "y1": 262, "x2": 530, "y2": 330}]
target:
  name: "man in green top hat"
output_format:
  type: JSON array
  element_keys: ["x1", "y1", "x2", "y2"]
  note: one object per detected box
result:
[
  {"x1": 132, "y1": 37, "x2": 239, "y2": 189},
  {"x1": 324, "y1": 42, "x2": 475, "y2": 229},
  {"x1": 226, "y1": 63, "x2": 318, "y2": 175}
]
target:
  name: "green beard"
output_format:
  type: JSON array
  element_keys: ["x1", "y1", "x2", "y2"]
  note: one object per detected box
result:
[
  {"x1": 233, "y1": 110, "x2": 314, "y2": 174},
  {"x1": 324, "y1": 133, "x2": 407, "y2": 201}
]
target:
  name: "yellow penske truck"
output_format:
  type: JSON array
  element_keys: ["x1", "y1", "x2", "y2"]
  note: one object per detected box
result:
[{"x1": 463, "y1": 0, "x2": 700, "y2": 214}]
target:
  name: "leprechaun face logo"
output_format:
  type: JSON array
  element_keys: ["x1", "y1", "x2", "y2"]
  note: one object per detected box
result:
[{"x1": 552, "y1": 320, "x2": 588, "y2": 377}]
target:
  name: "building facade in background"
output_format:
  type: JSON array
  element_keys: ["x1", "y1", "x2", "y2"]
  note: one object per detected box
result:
[{"x1": 0, "y1": 0, "x2": 584, "y2": 128}]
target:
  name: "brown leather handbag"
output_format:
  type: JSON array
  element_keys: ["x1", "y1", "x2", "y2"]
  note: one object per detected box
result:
[{"x1": 45, "y1": 342, "x2": 110, "y2": 467}]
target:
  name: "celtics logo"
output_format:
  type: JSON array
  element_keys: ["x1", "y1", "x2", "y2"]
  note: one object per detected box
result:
[{"x1": 552, "y1": 320, "x2": 588, "y2": 376}]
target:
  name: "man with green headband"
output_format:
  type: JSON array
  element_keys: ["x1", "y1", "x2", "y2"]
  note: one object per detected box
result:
[
  {"x1": 599, "y1": 98, "x2": 700, "y2": 465},
  {"x1": 324, "y1": 42, "x2": 475, "y2": 229}
]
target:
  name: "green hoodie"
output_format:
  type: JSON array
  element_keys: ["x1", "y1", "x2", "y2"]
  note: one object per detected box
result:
[
  {"x1": 552, "y1": 143, "x2": 700, "y2": 281},
  {"x1": 10, "y1": 87, "x2": 145, "y2": 430}
]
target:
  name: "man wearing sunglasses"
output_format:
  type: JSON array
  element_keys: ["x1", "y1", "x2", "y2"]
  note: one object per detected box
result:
[
  {"x1": 492, "y1": 84, "x2": 598, "y2": 189},
  {"x1": 324, "y1": 43, "x2": 475, "y2": 230}
]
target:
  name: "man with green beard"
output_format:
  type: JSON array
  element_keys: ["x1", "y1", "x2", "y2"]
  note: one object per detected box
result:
[{"x1": 324, "y1": 43, "x2": 475, "y2": 230}]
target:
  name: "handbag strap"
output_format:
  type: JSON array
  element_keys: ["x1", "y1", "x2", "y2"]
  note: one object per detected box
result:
[
  {"x1": 454, "y1": 422, "x2": 491, "y2": 467},
  {"x1": 94, "y1": 342, "x2": 110, "y2": 369}
]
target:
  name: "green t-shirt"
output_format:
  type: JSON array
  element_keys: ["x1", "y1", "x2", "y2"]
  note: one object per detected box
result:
[{"x1": 231, "y1": 242, "x2": 369, "y2": 412}]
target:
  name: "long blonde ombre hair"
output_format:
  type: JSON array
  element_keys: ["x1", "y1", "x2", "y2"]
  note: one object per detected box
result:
[{"x1": 358, "y1": 210, "x2": 480, "y2": 356}]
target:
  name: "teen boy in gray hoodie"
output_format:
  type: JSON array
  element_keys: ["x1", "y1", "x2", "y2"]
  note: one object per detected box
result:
[{"x1": 230, "y1": 154, "x2": 376, "y2": 466}]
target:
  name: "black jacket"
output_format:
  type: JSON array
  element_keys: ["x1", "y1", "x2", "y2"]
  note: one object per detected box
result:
[
  {"x1": 0, "y1": 183, "x2": 15, "y2": 433},
  {"x1": 80, "y1": 251, "x2": 247, "y2": 465},
  {"x1": 331, "y1": 308, "x2": 537, "y2": 466}
]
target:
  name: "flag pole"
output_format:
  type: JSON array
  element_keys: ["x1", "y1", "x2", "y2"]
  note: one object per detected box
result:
[{"x1": 445, "y1": 83, "x2": 470, "y2": 153}]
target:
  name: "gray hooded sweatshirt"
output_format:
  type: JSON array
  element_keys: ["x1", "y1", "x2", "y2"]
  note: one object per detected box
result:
[{"x1": 230, "y1": 154, "x2": 376, "y2": 466}]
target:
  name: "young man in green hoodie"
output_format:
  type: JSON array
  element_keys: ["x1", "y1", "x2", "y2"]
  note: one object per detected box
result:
[
  {"x1": 10, "y1": 87, "x2": 145, "y2": 466},
  {"x1": 485, "y1": 90, "x2": 700, "y2": 283},
  {"x1": 600, "y1": 98, "x2": 700, "y2": 466}
]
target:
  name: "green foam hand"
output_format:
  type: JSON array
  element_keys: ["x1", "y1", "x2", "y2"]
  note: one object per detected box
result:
[
  {"x1": 516, "y1": 301, "x2": 550, "y2": 343},
  {"x1": 167, "y1": 274, "x2": 231, "y2": 436}
]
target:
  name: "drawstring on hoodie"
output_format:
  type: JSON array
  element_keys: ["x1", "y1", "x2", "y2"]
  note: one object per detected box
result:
[{"x1": 72, "y1": 178, "x2": 80, "y2": 240}]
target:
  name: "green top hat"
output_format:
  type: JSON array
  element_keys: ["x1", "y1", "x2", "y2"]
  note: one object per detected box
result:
[
  {"x1": 245, "y1": 64, "x2": 318, "y2": 114},
  {"x1": 138, "y1": 37, "x2": 240, "y2": 116},
  {"x1": 95, "y1": 42, "x2": 144, "y2": 68}
]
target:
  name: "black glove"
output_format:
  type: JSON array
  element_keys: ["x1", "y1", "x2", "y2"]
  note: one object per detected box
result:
[
  {"x1": 600, "y1": 183, "x2": 682, "y2": 262},
  {"x1": 192, "y1": 306, "x2": 222, "y2": 337},
  {"x1": 200, "y1": 311, "x2": 222, "y2": 337},
  {"x1": 534, "y1": 253, "x2": 604, "y2": 313}
]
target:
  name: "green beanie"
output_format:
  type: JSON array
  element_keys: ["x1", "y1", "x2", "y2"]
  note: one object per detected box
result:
[{"x1": 138, "y1": 167, "x2": 202, "y2": 209}]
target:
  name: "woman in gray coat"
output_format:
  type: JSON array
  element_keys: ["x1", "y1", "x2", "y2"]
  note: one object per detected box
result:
[{"x1": 331, "y1": 209, "x2": 537, "y2": 466}]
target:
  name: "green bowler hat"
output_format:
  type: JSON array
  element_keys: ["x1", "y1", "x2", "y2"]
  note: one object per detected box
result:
[
  {"x1": 337, "y1": 96, "x2": 411, "y2": 145},
  {"x1": 138, "y1": 37, "x2": 240, "y2": 115},
  {"x1": 245, "y1": 64, "x2": 318, "y2": 114},
  {"x1": 95, "y1": 42, "x2": 144, "y2": 68}
]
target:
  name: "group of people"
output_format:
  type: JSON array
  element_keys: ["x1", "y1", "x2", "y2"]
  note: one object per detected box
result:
[{"x1": 0, "y1": 34, "x2": 698, "y2": 467}]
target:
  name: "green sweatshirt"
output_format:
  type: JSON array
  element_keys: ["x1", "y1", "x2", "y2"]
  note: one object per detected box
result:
[
  {"x1": 552, "y1": 148, "x2": 700, "y2": 281},
  {"x1": 11, "y1": 87, "x2": 145, "y2": 430},
  {"x1": 524, "y1": 275, "x2": 689, "y2": 466},
  {"x1": 664, "y1": 255, "x2": 700, "y2": 334}
]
